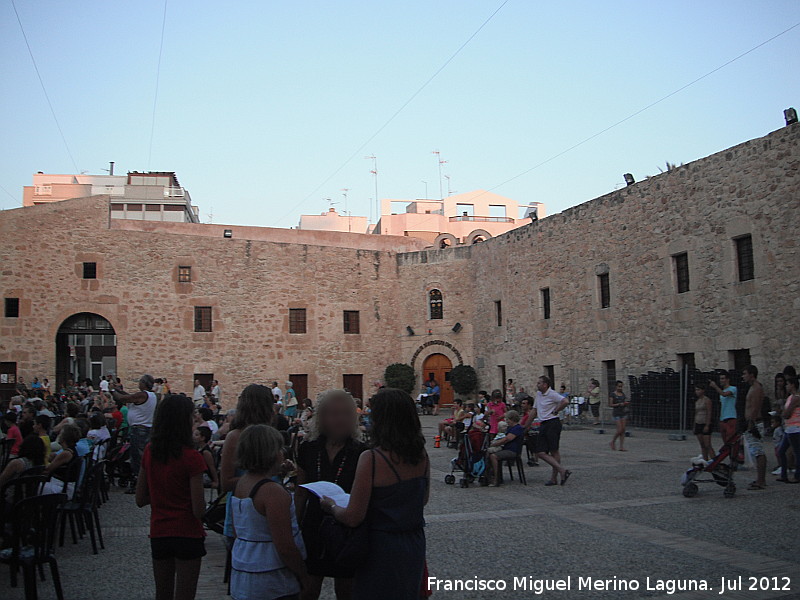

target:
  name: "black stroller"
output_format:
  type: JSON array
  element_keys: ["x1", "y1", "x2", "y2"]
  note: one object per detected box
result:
[
  {"x1": 445, "y1": 426, "x2": 489, "y2": 488},
  {"x1": 105, "y1": 440, "x2": 133, "y2": 488}
]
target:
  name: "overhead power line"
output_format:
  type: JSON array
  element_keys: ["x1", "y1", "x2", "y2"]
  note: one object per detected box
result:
[
  {"x1": 274, "y1": 0, "x2": 511, "y2": 225},
  {"x1": 11, "y1": 0, "x2": 79, "y2": 172},
  {"x1": 389, "y1": 19, "x2": 800, "y2": 235},
  {"x1": 484, "y1": 20, "x2": 800, "y2": 194},
  {"x1": 0, "y1": 183, "x2": 18, "y2": 205},
  {"x1": 148, "y1": 0, "x2": 169, "y2": 170}
]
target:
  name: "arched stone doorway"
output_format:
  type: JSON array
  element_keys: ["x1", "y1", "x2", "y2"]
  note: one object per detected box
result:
[
  {"x1": 55, "y1": 313, "x2": 117, "y2": 389},
  {"x1": 422, "y1": 353, "x2": 453, "y2": 406}
]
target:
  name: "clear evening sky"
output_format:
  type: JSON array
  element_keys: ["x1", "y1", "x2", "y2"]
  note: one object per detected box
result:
[{"x1": 1, "y1": 1, "x2": 797, "y2": 226}]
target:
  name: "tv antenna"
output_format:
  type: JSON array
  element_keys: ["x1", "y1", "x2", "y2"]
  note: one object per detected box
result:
[
  {"x1": 364, "y1": 155, "x2": 378, "y2": 223},
  {"x1": 432, "y1": 150, "x2": 447, "y2": 199},
  {"x1": 444, "y1": 174, "x2": 456, "y2": 196}
]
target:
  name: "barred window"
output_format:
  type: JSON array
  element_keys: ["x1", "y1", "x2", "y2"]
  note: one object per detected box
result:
[
  {"x1": 194, "y1": 306, "x2": 212, "y2": 332},
  {"x1": 429, "y1": 289, "x2": 443, "y2": 320},
  {"x1": 343, "y1": 310, "x2": 360, "y2": 334},
  {"x1": 735, "y1": 235, "x2": 754, "y2": 281},
  {"x1": 674, "y1": 253, "x2": 690, "y2": 293},
  {"x1": 598, "y1": 273, "x2": 610, "y2": 308},
  {"x1": 541, "y1": 288, "x2": 551, "y2": 319},
  {"x1": 289, "y1": 308, "x2": 307, "y2": 334},
  {"x1": 178, "y1": 266, "x2": 192, "y2": 283}
]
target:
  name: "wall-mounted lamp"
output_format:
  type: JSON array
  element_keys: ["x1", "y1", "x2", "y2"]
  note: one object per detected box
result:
[
  {"x1": 623, "y1": 173, "x2": 635, "y2": 186},
  {"x1": 406, "y1": 326, "x2": 415, "y2": 336},
  {"x1": 785, "y1": 107, "x2": 798, "y2": 126},
  {"x1": 223, "y1": 229, "x2": 233, "y2": 238},
  {"x1": 452, "y1": 322, "x2": 463, "y2": 333}
]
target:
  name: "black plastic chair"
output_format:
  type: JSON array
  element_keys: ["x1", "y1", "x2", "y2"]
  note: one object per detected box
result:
[
  {"x1": 1, "y1": 473, "x2": 49, "y2": 539},
  {"x1": 0, "y1": 437, "x2": 13, "y2": 471},
  {"x1": 0, "y1": 493, "x2": 67, "y2": 600},
  {"x1": 58, "y1": 460, "x2": 105, "y2": 554},
  {"x1": 498, "y1": 448, "x2": 527, "y2": 486},
  {"x1": 53, "y1": 455, "x2": 88, "y2": 547}
]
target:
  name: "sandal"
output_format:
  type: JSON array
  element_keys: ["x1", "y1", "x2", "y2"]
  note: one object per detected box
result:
[
  {"x1": 561, "y1": 470, "x2": 572, "y2": 486},
  {"x1": 747, "y1": 483, "x2": 766, "y2": 490}
]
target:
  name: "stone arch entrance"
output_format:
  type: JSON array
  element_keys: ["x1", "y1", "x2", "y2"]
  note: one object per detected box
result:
[
  {"x1": 422, "y1": 353, "x2": 453, "y2": 407},
  {"x1": 55, "y1": 313, "x2": 117, "y2": 390}
]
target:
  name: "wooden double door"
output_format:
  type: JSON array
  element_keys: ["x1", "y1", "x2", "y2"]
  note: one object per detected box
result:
[{"x1": 422, "y1": 354, "x2": 454, "y2": 406}]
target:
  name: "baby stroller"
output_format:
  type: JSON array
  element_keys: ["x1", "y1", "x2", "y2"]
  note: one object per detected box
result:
[
  {"x1": 681, "y1": 433, "x2": 742, "y2": 498},
  {"x1": 445, "y1": 426, "x2": 488, "y2": 488},
  {"x1": 105, "y1": 440, "x2": 133, "y2": 488}
]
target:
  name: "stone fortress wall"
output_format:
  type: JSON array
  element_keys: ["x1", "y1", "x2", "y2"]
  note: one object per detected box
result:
[{"x1": 1, "y1": 124, "x2": 797, "y2": 405}]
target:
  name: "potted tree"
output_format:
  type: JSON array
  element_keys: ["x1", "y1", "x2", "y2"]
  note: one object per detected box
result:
[
  {"x1": 449, "y1": 364, "x2": 478, "y2": 400},
  {"x1": 383, "y1": 363, "x2": 416, "y2": 394}
]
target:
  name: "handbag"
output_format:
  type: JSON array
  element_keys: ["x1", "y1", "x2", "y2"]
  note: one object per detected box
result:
[
  {"x1": 318, "y1": 515, "x2": 370, "y2": 569},
  {"x1": 202, "y1": 492, "x2": 227, "y2": 535},
  {"x1": 317, "y1": 449, "x2": 376, "y2": 569}
]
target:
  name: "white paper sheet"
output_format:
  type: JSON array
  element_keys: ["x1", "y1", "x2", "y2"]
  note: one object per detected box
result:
[{"x1": 299, "y1": 481, "x2": 351, "y2": 508}]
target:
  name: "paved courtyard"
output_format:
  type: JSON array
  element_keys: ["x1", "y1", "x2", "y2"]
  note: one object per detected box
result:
[{"x1": 4, "y1": 416, "x2": 799, "y2": 600}]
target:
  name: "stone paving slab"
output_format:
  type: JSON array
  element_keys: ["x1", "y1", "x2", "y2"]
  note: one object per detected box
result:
[{"x1": 3, "y1": 417, "x2": 798, "y2": 600}]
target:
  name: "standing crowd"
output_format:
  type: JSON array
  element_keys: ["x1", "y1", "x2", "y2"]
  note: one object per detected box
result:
[{"x1": 2, "y1": 361, "x2": 798, "y2": 600}]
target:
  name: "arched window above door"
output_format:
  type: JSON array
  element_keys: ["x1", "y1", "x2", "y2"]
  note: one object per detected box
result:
[{"x1": 429, "y1": 289, "x2": 443, "y2": 320}]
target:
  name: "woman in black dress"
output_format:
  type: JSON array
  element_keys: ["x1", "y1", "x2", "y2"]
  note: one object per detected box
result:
[
  {"x1": 296, "y1": 389, "x2": 367, "y2": 600},
  {"x1": 321, "y1": 388, "x2": 429, "y2": 600}
]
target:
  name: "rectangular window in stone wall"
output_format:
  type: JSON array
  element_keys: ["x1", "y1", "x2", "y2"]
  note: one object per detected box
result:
[
  {"x1": 194, "y1": 306, "x2": 213, "y2": 332},
  {"x1": 494, "y1": 300, "x2": 503, "y2": 326},
  {"x1": 677, "y1": 352, "x2": 696, "y2": 370},
  {"x1": 598, "y1": 273, "x2": 610, "y2": 308},
  {"x1": 729, "y1": 348, "x2": 751, "y2": 372},
  {"x1": 603, "y1": 359, "x2": 617, "y2": 392},
  {"x1": 178, "y1": 266, "x2": 192, "y2": 283},
  {"x1": 541, "y1": 288, "x2": 551, "y2": 320},
  {"x1": 735, "y1": 235, "x2": 754, "y2": 281},
  {"x1": 289, "y1": 308, "x2": 307, "y2": 334},
  {"x1": 82, "y1": 262, "x2": 97, "y2": 279},
  {"x1": 343, "y1": 310, "x2": 360, "y2": 334},
  {"x1": 5, "y1": 298, "x2": 20, "y2": 318},
  {"x1": 673, "y1": 253, "x2": 690, "y2": 293}
]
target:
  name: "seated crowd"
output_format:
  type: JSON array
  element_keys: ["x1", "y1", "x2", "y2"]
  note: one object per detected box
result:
[{"x1": 0, "y1": 376, "x2": 388, "y2": 600}]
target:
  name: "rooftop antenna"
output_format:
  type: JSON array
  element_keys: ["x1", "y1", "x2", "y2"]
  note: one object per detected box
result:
[
  {"x1": 207, "y1": 202, "x2": 214, "y2": 224},
  {"x1": 101, "y1": 161, "x2": 115, "y2": 176},
  {"x1": 444, "y1": 174, "x2": 456, "y2": 196},
  {"x1": 432, "y1": 150, "x2": 447, "y2": 199},
  {"x1": 364, "y1": 155, "x2": 378, "y2": 223},
  {"x1": 340, "y1": 188, "x2": 351, "y2": 232}
]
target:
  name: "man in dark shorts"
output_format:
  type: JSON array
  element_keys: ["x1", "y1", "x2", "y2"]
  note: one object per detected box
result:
[
  {"x1": 532, "y1": 376, "x2": 571, "y2": 486},
  {"x1": 742, "y1": 365, "x2": 767, "y2": 490}
]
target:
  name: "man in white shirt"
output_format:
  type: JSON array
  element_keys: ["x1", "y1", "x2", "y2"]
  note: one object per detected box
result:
[
  {"x1": 531, "y1": 375, "x2": 571, "y2": 486},
  {"x1": 99, "y1": 376, "x2": 110, "y2": 393},
  {"x1": 211, "y1": 380, "x2": 221, "y2": 404},
  {"x1": 193, "y1": 379, "x2": 206, "y2": 405},
  {"x1": 271, "y1": 381, "x2": 283, "y2": 402},
  {"x1": 112, "y1": 374, "x2": 157, "y2": 494}
]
